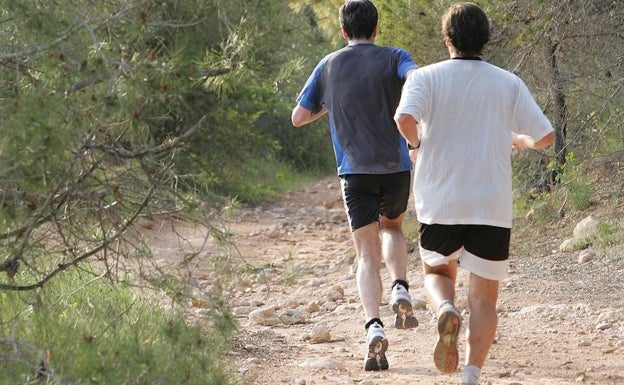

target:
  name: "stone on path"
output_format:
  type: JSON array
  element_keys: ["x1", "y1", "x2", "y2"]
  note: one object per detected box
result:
[
  {"x1": 279, "y1": 309, "x2": 305, "y2": 325},
  {"x1": 578, "y1": 248, "x2": 597, "y2": 263},
  {"x1": 248, "y1": 306, "x2": 280, "y2": 326},
  {"x1": 302, "y1": 322, "x2": 331, "y2": 344}
]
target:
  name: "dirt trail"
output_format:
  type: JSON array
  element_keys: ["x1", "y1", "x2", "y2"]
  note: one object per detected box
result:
[{"x1": 151, "y1": 176, "x2": 624, "y2": 385}]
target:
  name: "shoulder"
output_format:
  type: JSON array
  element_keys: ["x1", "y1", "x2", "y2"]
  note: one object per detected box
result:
[
  {"x1": 382, "y1": 46, "x2": 413, "y2": 59},
  {"x1": 382, "y1": 46, "x2": 417, "y2": 75},
  {"x1": 319, "y1": 45, "x2": 353, "y2": 63},
  {"x1": 477, "y1": 62, "x2": 536, "y2": 100},
  {"x1": 481, "y1": 61, "x2": 523, "y2": 82},
  {"x1": 370, "y1": 45, "x2": 408, "y2": 58},
  {"x1": 310, "y1": 50, "x2": 343, "y2": 78},
  {"x1": 384, "y1": 45, "x2": 409, "y2": 53},
  {"x1": 410, "y1": 60, "x2": 450, "y2": 78},
  {"x1": 320, "y1": 49, "x2": 341, "y2": 65},
  {"x1": 418, "y1": 59, "x2": 453, "y2": 71}
]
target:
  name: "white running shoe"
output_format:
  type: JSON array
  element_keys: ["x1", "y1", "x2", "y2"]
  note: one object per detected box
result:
[
  {"x1": 364, "y1": 322, "x2": 389, "y2": 371},
  {"x1": 390, "y1": 284, "x2": 419, "y2": 329}
]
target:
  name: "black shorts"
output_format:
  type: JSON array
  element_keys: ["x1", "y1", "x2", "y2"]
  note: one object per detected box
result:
[
  {"x1": 419, "y1": 223, "x2": 510, "y2": 261},
  {"x1": 419, "y1": 223, "x2": 511, "y2": 280},
  {"x1": 340, "y1": 171, "x2": 410, "y2": 231}
]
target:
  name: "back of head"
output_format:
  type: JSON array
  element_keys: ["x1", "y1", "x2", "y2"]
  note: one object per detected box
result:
[
  {"x1": 339, "y1": 0, "x2": 378, "y2": 40},
  {"x1": 442, "y1": 2, "x2": 490, "y2": 57}
]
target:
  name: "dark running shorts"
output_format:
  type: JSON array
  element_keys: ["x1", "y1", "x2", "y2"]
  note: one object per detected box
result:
[
  {"x1": 419, "y1": 223, "x2": 511, "y2": 280},
  {"x1": 340, "y1": 171, "x2": 410, "y2": 231}
]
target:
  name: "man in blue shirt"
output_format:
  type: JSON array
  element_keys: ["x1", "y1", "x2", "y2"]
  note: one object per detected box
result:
[{"x1": 292, "y1": 0, "x2": 418, "y2": 371}]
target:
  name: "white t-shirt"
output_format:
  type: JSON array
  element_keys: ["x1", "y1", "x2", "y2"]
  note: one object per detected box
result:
[{"x1": 395, "y1": 59, "x2": 554, "y2": 228}]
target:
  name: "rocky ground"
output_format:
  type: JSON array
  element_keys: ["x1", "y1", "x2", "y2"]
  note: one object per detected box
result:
[{"x1": 146, "y1": 175, "x2": 624, "y2": 385}]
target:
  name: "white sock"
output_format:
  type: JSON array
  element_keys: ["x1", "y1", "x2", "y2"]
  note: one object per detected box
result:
[
  {"x1": 461, "y1": 365, "x2": 481, "y2": 384},
  {"x1": 437, "y1": 300, "x2": 454, "y2": 315}
]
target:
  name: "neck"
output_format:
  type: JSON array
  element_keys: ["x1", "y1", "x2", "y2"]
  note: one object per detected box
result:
[
  {"x1": 348, "y1": 37, "x2": 374, "y2": 46},
  {"x1": 449, "y1": 48, "x2": 479, "y2": 60},
  {"x1": 449, "y1": 46, "x2": 462, "y2": 59}
]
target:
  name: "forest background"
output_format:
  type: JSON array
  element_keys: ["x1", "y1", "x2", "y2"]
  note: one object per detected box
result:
[{"x1": 0, "y1": 0, "x2": 622, "y2": 384}]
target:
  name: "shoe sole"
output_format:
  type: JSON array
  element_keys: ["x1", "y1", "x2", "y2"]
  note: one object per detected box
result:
[
  {"x1": 433, "y1": 309, "x2": 461, "y2": 374},
  {"x1": 364, "y1": 335, "x2": 389, "y2": 371},
  {"x1": 392, "y1": 299, "x2": 419, "y2": 329}
]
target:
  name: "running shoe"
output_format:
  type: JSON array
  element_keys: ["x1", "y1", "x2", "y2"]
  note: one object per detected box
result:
[
  {"x1": 364, "y1": 322, "x2": 389, "y2": 371},
  {"x1": 390, "y1": 283, "x2": 419, "y2": 329},
  {"x1": 434, "y1": 301, "x2": 462, "y2": 374}
]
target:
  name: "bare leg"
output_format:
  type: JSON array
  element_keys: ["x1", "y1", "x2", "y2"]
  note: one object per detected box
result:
[
  {"x1": 379, "y1": 214, "x2": 407, "y2": 283},
  {"x1": 352, "y1": 222, "x2": 391, "y2": 371},
  {"x1": 352, "y1": 222, "x2": 383, "y2": 321},
  {"x1": 424, "y1": 260, "x2": 461, "y2": 373},
  {"x1": 423, "y1": 260, "x2": 458, "y2": 310},
  {"x1": 466, "y1": 273, "x2": 499, "y2": 368},
  {"x1": 380, "y1": 214, "x2": 419, "y2": 329}
]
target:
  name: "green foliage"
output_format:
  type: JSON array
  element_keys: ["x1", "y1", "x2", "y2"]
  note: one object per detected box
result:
[
  {"x1": 178, "y1": 0, "x2": 336, "y2": 202},
  {"x1": 521, "y1": 193, "x2": 562, "y2": 225},
  {"x1": 581, "y1": 105, "x2": 624, "y2": 158},
  {"x1": 566, "y1": 180, "x2": 593, "y2": 211},
  {"x1": 288, "y1": 0, "x2": 344, "y2": 46},
  {"x1": 0, "y1": 0, "x2": 339, "y2": 294},
  {"x1": 376, "y1": 0, "x2": 451, "y2": 64},
  {"x1": 1, "y1": 0, "x2": 336, "y2": 210},
  {"x1": 513, "y1": 152, "x2": 595, "y2": 226},
  {"x1": 0, "y1": 269, "x2": 238, "y2": 385},
  {"x1": 549, "y1": 152, "x2": 593, "y2": 210},
  {"x1": 205, "y1": 156, "x2": 327, "y2": 205}
]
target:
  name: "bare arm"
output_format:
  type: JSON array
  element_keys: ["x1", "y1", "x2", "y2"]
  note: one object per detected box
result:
[
  {"x1": 394, "y1": 113, "x2": 420, "y2": 149},
  {"x1": 291, "y1": 104, "x2": 328, "y2": 127},
  {"x1": 512, "y1": 131, "x2": 555, "y2": 150}
]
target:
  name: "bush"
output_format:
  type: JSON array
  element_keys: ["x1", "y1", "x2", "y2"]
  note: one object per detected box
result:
[{"x1": 0, "y1": 269, "x2": 238, "y2": 385}]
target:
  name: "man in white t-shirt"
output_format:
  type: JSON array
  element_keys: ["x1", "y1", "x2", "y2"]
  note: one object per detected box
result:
[{"x1": 394, "y1": 3, "x2": 555, "y2": 385}]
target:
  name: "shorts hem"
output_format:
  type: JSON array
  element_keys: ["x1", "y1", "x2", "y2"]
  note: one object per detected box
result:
[
  {"x1": 420, "y1": 247, "x2": 508, "y2": 281},
  {"x1": 459, "y1": 250, "x2": 508, "y2": 281}
]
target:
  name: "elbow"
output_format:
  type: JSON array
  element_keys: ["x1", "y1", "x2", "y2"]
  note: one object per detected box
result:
[
  {"x1": 291, "y1": 113, "x2": 303, "y2": 127},
  {"x1": 394, "y1": 113, "x2": 409, "y2": 130},
  {"x1": 291, "y1": 106, "x2": 308, "y2": 127},
  {"x1": 394, "y1": 113, "x2": 416, "y2": 134},
  {"x1": 535, "y1": 131, "x2": 556, "y2": 150}
]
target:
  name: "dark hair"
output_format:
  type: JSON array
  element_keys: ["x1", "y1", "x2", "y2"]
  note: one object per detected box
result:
[
  {"x1": 442, "y1": 2, "x2": 490, "y2": 57},
  {"x1": 339, "y1": 0, "x2": 378, "y2": 40}
]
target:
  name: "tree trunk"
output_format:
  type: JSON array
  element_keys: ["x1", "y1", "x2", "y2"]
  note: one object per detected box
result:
[{"x1": 547, "y1": 39, "x2": 568, "y2": 171}]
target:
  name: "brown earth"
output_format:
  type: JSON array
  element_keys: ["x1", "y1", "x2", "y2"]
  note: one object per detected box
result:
[{"x1": 146, "y1": 174, "x2": 624, "y2": 385}]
